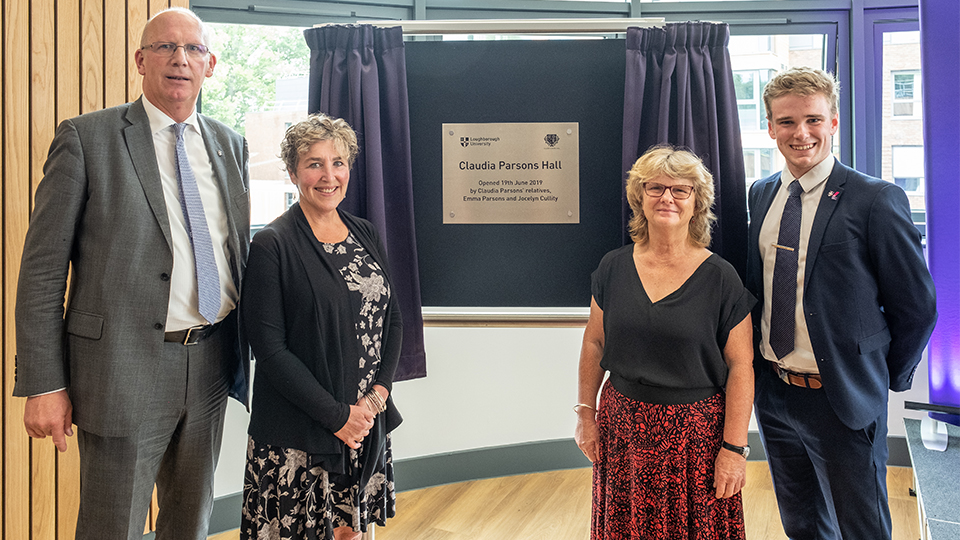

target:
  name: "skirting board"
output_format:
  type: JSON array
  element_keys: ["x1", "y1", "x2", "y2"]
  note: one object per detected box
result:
[{"x1": 143, "y1": 434, "x2": 910, "y2": 538}]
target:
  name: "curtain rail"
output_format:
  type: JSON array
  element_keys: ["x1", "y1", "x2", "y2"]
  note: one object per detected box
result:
[{"x1": 326, "y1": 18, "x2": 664, "y2": 34}]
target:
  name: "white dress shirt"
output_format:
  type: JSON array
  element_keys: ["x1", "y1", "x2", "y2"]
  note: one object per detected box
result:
[
  {"x1": 142, "y1": 96, "x2": 238, "y2": 331},
  {"x1": 758, "y1": 155, "x2": 836, "y2": 374}
]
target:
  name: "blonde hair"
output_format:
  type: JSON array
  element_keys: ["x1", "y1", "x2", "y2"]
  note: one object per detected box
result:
[
  {"x1": 625, "y1": 145, "x2": 716, "y2": 247},
  {"x1": 763, "y1": 66, "x2": 840, "y2": 119},
  {"x1": 280, "y1": 113, "x2": 360, "y2": 175}
]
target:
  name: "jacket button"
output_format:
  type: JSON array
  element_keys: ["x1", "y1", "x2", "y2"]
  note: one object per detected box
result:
[
  {"x1": 154, "y1": 323, "x2": 164, "y2": 330},
  {"x1": 160, "y1": 273, "x2": 170, "y2": 281}
]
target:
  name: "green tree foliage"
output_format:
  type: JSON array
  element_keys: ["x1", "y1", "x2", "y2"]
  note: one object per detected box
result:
[{"x1": 201, "y1": 24, "x2": 310, "y2": 136}]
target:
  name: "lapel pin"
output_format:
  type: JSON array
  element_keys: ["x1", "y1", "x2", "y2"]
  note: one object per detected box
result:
[
  {"x1": 217, "y1": 150, "x2": 223, "y2": 157},
  {"x1": 827, "y1": 189, "x2": 842, "y2": 201}
]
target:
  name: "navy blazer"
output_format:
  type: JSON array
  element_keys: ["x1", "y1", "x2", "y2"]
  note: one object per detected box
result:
[{"x1": 746, "y1": 160, "x2": 936, "y2": 430}]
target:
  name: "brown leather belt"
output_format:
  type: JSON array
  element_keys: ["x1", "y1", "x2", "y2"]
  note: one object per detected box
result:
[
  {"x1": 772, "y1": 363, "x2": 822, "y2": 389},
  {"x1": 164, "y1": 322, "x2": 220, "y2": 346}
]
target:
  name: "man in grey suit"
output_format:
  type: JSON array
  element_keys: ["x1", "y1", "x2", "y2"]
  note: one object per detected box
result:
[{"x1": 13, "y1": 8, "x2": 249, "y2": 540}]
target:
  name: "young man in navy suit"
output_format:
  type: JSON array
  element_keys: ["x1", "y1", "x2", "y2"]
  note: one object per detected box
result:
[{"x1": 746, "y1": 67, "x2": 936, "y2": 539}]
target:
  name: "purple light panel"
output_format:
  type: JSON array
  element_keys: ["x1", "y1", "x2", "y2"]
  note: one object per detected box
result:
[{"x1": 920, "y1": 0, "x2": 960, "y2": 424}]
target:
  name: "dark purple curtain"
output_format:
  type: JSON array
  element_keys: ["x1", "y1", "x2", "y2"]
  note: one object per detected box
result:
[
  {"x1": 304, "y1": 24, "x2": 426, "y2": 381},
  {"x1": 919, "y1": 0, "x2": 960, "y2": 425},
  {"x1": 622, "y1": 22, "x2": 747, "y2": 277}
]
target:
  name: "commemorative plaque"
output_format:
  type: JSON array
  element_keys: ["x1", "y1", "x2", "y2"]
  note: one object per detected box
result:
[{"x1": 442, "y1": 122, "x2": 579, "y2": 224}]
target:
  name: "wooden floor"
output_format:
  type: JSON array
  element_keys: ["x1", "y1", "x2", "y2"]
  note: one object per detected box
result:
[{"x1": 209, "y1": 462, "x2": 919, "y2": 540}]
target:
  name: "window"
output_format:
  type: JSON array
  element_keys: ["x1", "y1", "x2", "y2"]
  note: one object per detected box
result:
[
  {"x1": 892, "y1": 71, "x2": 921, "y2": 117},
  {"x1": 789, "y1": 35, "x2": 821, "y2": 50},
  {"x1": 743, "y1": 148, "x2": 776, "y2": 188},
  {"x1": 892, "y1": 146, "x2": 924, "y2": 194},
  {"x1": 201, "y1": 23, "x2": 310, "y2": 233},
  {"x1": 734, "y1": 69, "x2": 774, "y2": 132},
  {"x1": 880, "y1": 27, "x2": 924, "y2": 221},
  {"x1": 728, "y1": 35, "x2": 773, "y2": 55},
  {"x1": 729, "y1": 33, "x2": 830, "y2": 195}
]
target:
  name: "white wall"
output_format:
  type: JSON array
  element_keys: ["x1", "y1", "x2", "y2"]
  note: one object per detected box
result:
[
  {"x1": 213, "y1": 324, "x2": 933, "y2": 497},
  {"x1": 389, "y1": 326, "x2": 583, "y2": 459}
]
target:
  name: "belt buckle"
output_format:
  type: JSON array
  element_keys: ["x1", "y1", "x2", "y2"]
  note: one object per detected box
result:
[{"x1": 182, "y1": 326, "x2": 204, "y2": 346}]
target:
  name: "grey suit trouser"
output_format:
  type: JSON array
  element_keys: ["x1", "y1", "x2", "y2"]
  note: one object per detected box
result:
[{"x1": 75, "y1": 328, "x2": 229, "y2": 540}]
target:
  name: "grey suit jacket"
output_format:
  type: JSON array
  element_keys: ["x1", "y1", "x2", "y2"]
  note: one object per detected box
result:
[{"x1": 13, "y1": 97, "x2": 251, "y2": 437}]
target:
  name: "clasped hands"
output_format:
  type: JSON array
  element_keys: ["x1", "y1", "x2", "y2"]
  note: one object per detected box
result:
[{"x1": 334, "y1": 384, "x2": 388, "y2": 450}]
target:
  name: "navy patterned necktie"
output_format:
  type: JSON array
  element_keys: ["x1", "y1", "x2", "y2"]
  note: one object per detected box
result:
[
  {"x1": 173, "y1": 123, "x2": 221, "y2": 325},
  {"x1": 769, "y1": 180, "x2": 803, "y2": 360}
]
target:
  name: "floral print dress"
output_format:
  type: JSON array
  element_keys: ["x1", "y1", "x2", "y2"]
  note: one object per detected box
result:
[{"x1": 241, "y1": 232, "x2": 395, "y2": 540}]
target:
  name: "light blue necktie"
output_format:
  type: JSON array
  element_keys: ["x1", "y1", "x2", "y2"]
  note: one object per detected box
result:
[
  {"x1": 173, "y1": 122, "x2": 221, "y2": 325},
  {"x1": 769, "y1": 180, "x2": 803, "y2": 359}
]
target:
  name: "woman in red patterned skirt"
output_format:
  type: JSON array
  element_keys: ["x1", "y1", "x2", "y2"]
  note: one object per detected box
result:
[{"x1": 575, "y1": 146, "x2": 756, "y2": 540}]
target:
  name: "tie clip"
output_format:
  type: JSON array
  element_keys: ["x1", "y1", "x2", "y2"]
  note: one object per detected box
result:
[{"x1": 772, "y1": 243, "x2": 795, "y2": 252}]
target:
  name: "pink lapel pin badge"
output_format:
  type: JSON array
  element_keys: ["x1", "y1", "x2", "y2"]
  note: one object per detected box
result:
[{"x1": 827, "y1": 189, "x2": 842, "y2": 201}]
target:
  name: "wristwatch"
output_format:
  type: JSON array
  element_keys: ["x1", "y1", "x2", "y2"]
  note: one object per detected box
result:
[{"x1": 721, "y1": 441, "x2": 750, "y2": 459}]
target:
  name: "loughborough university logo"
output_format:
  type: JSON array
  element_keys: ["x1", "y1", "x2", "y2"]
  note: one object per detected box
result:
[
  {"x1": 460, "y1": 137, "x2": 470, "y2": 147},
  {"x1": 544, "y1": 134, "x2": 560, "y2": 147}
]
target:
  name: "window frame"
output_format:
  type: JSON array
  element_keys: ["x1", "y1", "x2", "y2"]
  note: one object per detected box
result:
[{"x1": 892, "y1": 70, "x2": 922, "y2": 119}]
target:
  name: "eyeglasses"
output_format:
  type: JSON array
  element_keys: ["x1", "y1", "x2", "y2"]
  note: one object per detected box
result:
[
  {"x1": 643, "y1": 183, "x2": 694, "y2": 200},
  {"x1": 141, "y1": 42, "x2": 209, "y2": 58}
]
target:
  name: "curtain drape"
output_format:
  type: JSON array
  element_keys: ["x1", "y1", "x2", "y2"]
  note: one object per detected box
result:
[
  {"x1": 622, "y1": 22, "x2": 747, "y2": 277},
  {"x1": 919, "y1": 0, "x2": 960, "y2": 424},
  {"x1": 304, "y1": 24, "x2": 426, "y2": 381}
]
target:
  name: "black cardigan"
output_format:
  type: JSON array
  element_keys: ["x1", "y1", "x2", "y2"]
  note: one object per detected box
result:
[{"x1": 242, "y1": 204, "x2": 402, "y2": 472}]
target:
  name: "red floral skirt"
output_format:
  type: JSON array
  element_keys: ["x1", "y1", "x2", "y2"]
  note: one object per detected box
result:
[{"x1": 592, "y1": 381, "x2": 746, "y2": 540}]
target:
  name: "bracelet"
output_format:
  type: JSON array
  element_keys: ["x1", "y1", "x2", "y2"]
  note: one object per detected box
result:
[
  {"x1": 573, "y1": 403, "x2": 596, "y2": 413},
  {"x1": 364, "y1": 389, "x2": 387, "y2": 414},
  {"x1": 370, "y1": 391, "x2": 386, "y2": 413},
  {"x1": 364, "y1": 394, "x2": 383, "y2": 414}
]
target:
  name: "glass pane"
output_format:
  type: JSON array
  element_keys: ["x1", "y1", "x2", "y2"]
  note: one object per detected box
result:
[
  {"x1": 892, "y1": 146, "x2": 924, "y2": 193},
  {"x1": 894, "y1": 73, "x2": 914, "y2": 99},
  {"x1": 202, "y1": 23, "x2": 311, "y2": 234},
  {"x1": 734, "y1": 71, "x2": 756, "y2": 100},
  {"x1": 893, "y1": 102, "x2": 914, "y2": 116},
  {"x1": 882, "y1": 32, "x2": 924, "y2": 214},
  {"x1": 759, "y1": 148, "x2": 774, "y2": 178},
  {"x1": 738, "y1": 104, "x2": 758, "y2": 132},
  {"x1": 744, "y1": 150, "x2": 757, "y2": 178}
]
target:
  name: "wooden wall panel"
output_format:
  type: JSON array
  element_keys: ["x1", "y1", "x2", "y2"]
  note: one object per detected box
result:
[
  {"x1": 29, "y1": 0, "x2": 59, "y2": 536},
  {"x1": 105, "y1": 0, "x2": 128, "y2": 108},
  {"x1": 57, "y1": 0, "x2": 82, "y2": 533},
  {"x1": 81, "y1": 0, "x2": 104, "y2": 113},
  {"x1": 128, "y1": 0, "x2": 149, "y2": 101},
  {"x1": 2, "y1": 1, "x2": 196, "y2": 536},
  {"x1": 57, "y1": 0, "x2": 82, "y2": 122},
  {"x1": 53, "y1": 0, "x2": 83, "y2": 537},
  {"x1": 4, "y1": 0, "x2": 34, "y2": 538},
  {"x1": 0, "y1": 0, "x2": 6, "y2": 529}
]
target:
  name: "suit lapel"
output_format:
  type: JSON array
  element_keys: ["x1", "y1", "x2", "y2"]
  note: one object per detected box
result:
[
  {"x1": 198, "y1": 115, "x2": 243, "y2": 288},
  {"x1": 804, "y1": 160, "x2": 847, "y2": 289},
  {"x1": 750, "y1": 173, "x2": 781, "y2": 249},
  {"x1": 124, "y1": 98, "x2": 173, "y2": 249}
]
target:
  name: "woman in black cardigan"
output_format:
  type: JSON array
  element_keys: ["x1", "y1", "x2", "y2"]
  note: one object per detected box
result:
[{"x1": 240, "y1": 114, "x2": 402, "y2": 540}]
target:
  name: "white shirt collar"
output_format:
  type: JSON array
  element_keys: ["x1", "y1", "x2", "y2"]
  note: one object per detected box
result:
[
  {"x1": 141, "y1": 95, "x2": 199, "y2": 136},
  {"x1": 781, "y1": 154, "x2": 836, "y2": 193}
]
